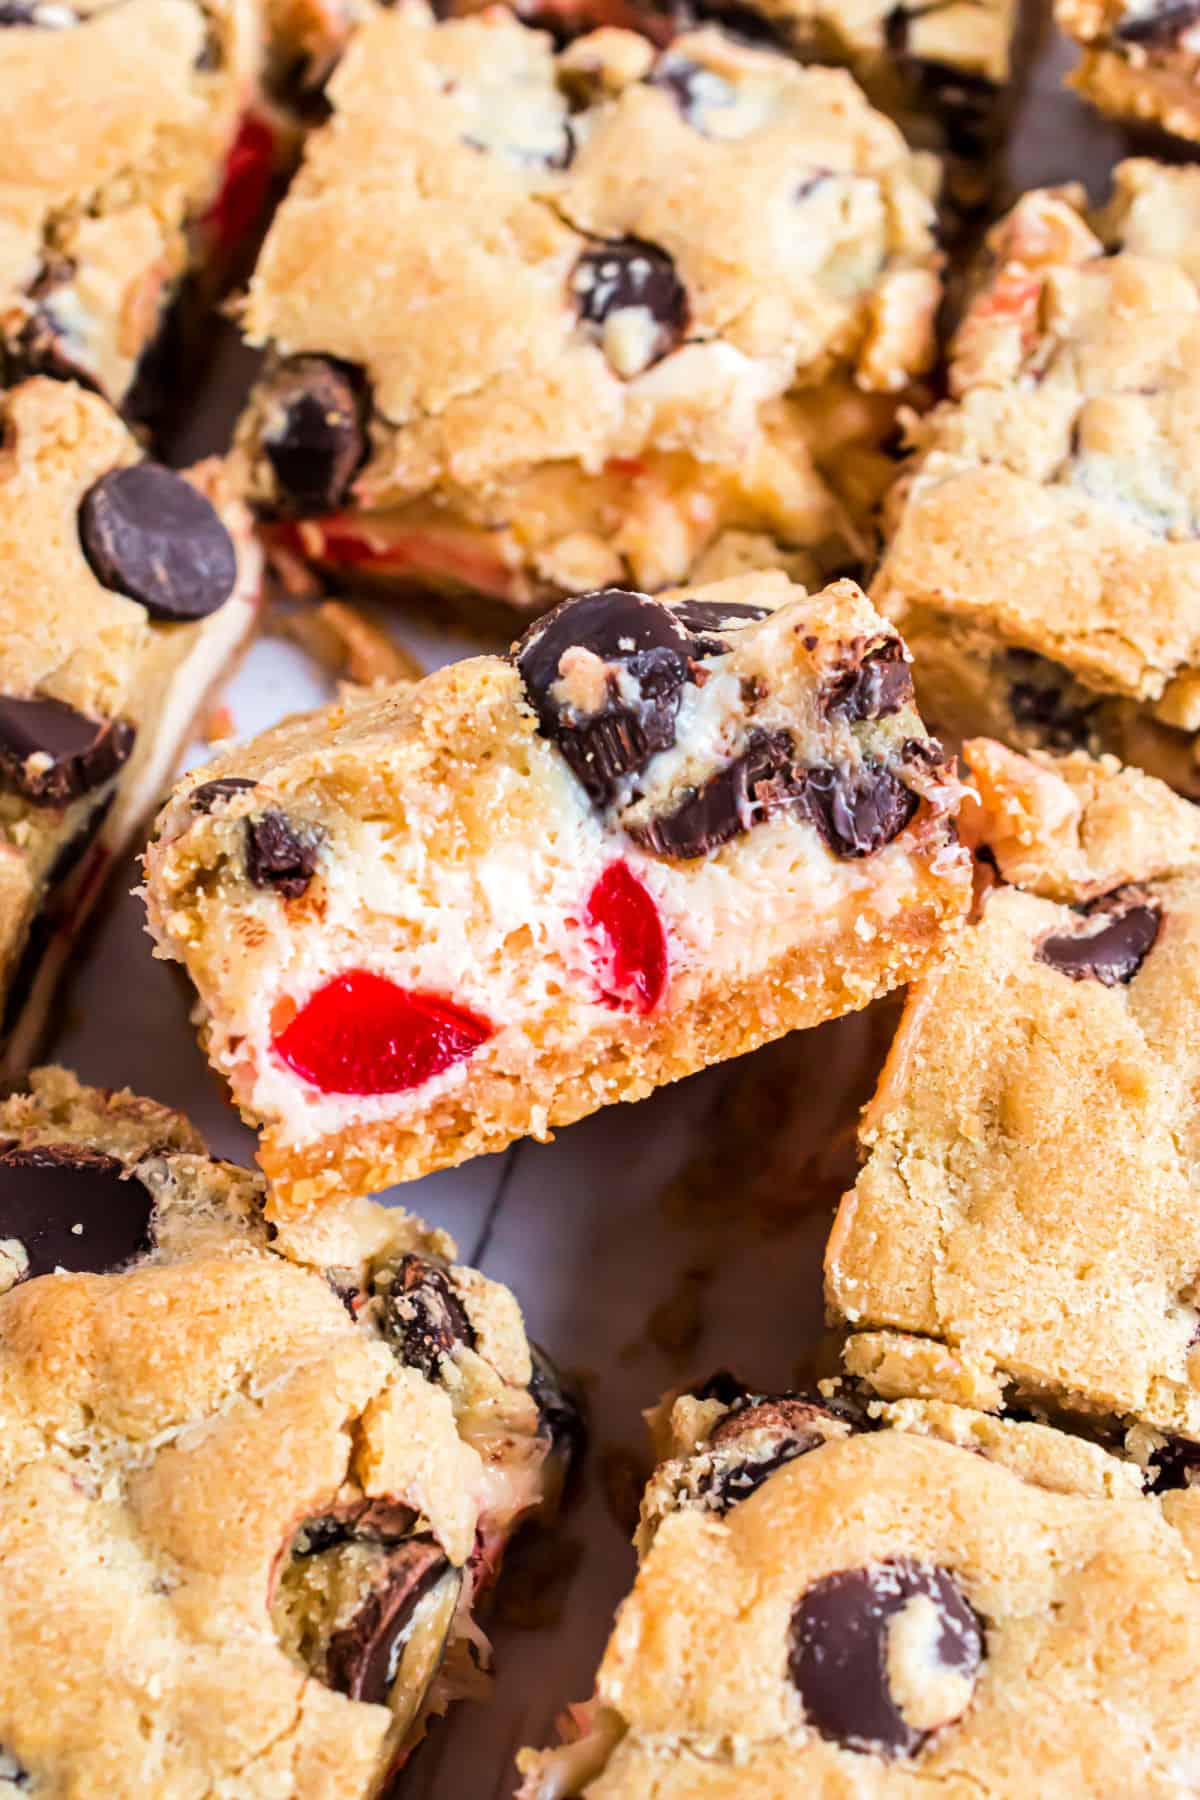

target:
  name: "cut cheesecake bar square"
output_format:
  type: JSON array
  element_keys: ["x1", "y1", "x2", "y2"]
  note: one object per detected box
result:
[
  {"x1": 441, "y1": 0, "x2": 1022, "y2": 213},
  {"x1": 827, "y1": 736, "x2": 1200, "y2": 1473},
  {"x1": 874, "y1": 160, "x2": 1200, "y2": 801},
  {"x1": 143, "y1": 572, "x2": 970, "y2": 1213},
  {"x1": 233, "y1": 5, "x2": 944, "y2": 618},
  {"x1": 0, "y1": 378, "x2": 261, "y2": 1076},
  {"x1": 517, "y1": 1377, "x2": 1200, "y2": 1796},
  {"x1": 0, "y1": 1065, "x2": 577, "y2": 1795},
  {"x1": 0, "y1": 0, "x2": 284, "y2": 418},
  {"x1": 1057, "y1": 0, "x2": 1200, "y2": 144}
]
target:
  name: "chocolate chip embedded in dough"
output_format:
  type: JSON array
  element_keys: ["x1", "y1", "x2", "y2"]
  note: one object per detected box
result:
[
  {"x1": 627, "y1": 728, "x2": 797, "y2": 860},
  {"x1": 189, "y1": 776, "x2": 258, "y2": 812},
  {"x1": 79, "y1": 463, "x2": 237, "y2": 621},
  {"x1": 823, "y1": 638, "x2": 914, "y2": 725},
  {"x1": 0, "y1": 695, "x2": 134, "y2": 807},
  {"x1": 571, "y1": 238, "x2": 687, "y2": 374},
  {"x1": 259, "y1": 356, "x2": 369, "y2": 515},
  {"x1": 0, "y1": 1143, "x2": 154, "y2": 1281},
  {"x1": 789, "y1": 1559, "x2": 984, "y2": 1757},
  {"x1": 378, "y1": 1254, "x2": 477, "y2": 1382},
  {"x1": 244, "y1": 810, "x2": 321, "y2": 898},
  {"x1": 800, "y1": 760, "x2": 918, "y2": 859},
  {"x1": 516, "y1": 588, "x2": 694, "y2": 810},
  {"x1": 324, "y1": 1537, "x2": 452, "y2": 1706},
  {"x1": 1037, "y1": 891, "x2": 1161, "y2": 987}
]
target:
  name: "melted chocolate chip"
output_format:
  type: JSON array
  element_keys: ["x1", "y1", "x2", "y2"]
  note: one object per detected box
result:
[
  {"x1": 380, "y1": 1254, "x2": 476, "y2": 1382},
  {"x1": 189, "y1": 776, "x2": 258, "y2": 812},
  {"x1": 244, "y1": 811, "x2": 320, "y2": 898},
  {"x1": 1037, "y1": 891, "x2": 1161, "y2": 987},
  {"x1": 0, "y1": 1143, "x2": 154, "y2": 1281},
  {"x1": 516, "y1": 588, "x2": 694, "y2": 810},
  {"x1": 295, "y1": 1499, "x2": 420, "y2": 1557},
  {"x1": 689, "y1": 0, "x2": 792, "y2": 47},
  {"x1": 800, "y1": 760, "x2": 918, "y2": 859},
  {"x1": 789, "y1": 1560, "x2": 984, "y2": 1757},
  {"x1": 572, "y1": 238, "x2": 687, "y2": 368},
  {"x1": 1146, "y1": 1435, "x2": 1200, "y2": 1493},
  {"x1": 0, "y1": 695, "x2": 134, "y2": 807},
  {"x1": 1114, "y1": 0, "x2": 1200, "y2": 45},
  {"x1": 79, "y1": 464, "x2": 237, "y2": 622},
  {"x1": 627, "y1": 729, "x2": 796, "y2": 860},
  {"x1": 699, "y1": 1394, "x2": 863, "y2": 1510},
  {"x1": 823, "y1": 639, "x2": 913, "y2": 724},
  {"x1": 260, "y1": 356, "x2": 369, "y2": 515},
  {"x1": 325, "y1": 1536, "x2": 451, "y2": 1706}
]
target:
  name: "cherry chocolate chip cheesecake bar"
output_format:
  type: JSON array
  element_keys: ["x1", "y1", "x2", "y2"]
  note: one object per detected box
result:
[
  {"x1": 0, "y1": 0, "x2": 286, "y2": 420},
  {"x1": 233, "y1": 4, "x2": 944, "y2": 621},
  {"x1": 829, "y1": 737, "x2": 1200, "y2": 1481},
  {"x1": 874, "y1": 159, "x2": 1200, "y2": 801},
  {"x1": 143, "y1": 572, "x2": 970, "y2": 1214},
  {"x1": 517, "y1": 1376, "x2": 1200, "y2": 1796},
  {"x1": 0, "y1": 377, "x2": 260, "y2": 1078},
  {"x1": 0, "y1": 1065, "x2": 578, "y2": 1797}
]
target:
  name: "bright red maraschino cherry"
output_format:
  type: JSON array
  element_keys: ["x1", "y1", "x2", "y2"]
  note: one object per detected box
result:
[
  {"x1": 586, "y1": 861, "x2": 668, "y2": 1014},
  {"x1": 202, "y1": 113, "x2": 276, "y2": 258},
  {"x1": 273, "y1": 971, "x2": 493, "y2": 1095}
]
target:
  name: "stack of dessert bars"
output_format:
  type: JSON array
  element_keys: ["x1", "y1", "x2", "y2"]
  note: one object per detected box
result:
[{"x1": 4, "y1": 0, "x2": 1200, "y2": 1793}]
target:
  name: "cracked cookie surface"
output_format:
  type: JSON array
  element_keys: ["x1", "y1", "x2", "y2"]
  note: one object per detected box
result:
[
  {"x1": 235, "y1": 5, "x2": 942, "y2": 613},
  {"x1": 0, "y1": 1065, "x2": 573, "y2": 1797},
  {"x1": 0, "y1": 0, "x2": 263, "y2": 411},
  {"x1": 0, "y1": 378, "x2": 260, "y2": 1079},
  {"x1": 874, "y1": 160, "x2": 1200, "y2": 801},
  {"x1": 517, "y1": 1390, "x2": 1200, "y2": 1796},
  {"x1": 828, "y1": 737, "x2": 1200, "y2": 1458}
]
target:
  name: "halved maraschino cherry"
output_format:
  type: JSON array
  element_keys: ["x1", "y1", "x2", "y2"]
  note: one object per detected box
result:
[
  {"x1": 272, "y1": 971, "x2": 492, "y2": 1096},
  {"x1": 201, "y1": 113, "x2": 276, "y2": 259},
  {"x1": 585, "y1": 861, "x2": 667, "y2": 1014}
]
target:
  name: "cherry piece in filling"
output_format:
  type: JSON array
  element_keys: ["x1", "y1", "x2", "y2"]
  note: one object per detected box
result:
[
  {"x1": 272, "y1": 971, "x2": 492, "y2": 1096},
  {"x1": 201, "y1": 113, "x2": 276, "y2": 259},
  {"x1": 585, "y1": 861, "x2": 667, "y2": 1014}
]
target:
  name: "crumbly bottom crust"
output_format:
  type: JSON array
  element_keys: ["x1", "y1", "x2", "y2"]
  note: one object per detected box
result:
[{"x1": 255, "y1": 889, "x2": 964, "y2": 1215}]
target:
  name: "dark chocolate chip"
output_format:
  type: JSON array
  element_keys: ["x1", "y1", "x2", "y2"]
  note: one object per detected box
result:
[
  {"x1": 259, "y1": 356, "x2": 369, "y2": 515},
  {"x1": 669, "y1": 599, "x2": 770, "y2": 633},
  {"x1": 800, "y1": 760, "x2": 918, "y2": 859},
  {"x1": 627, "y1": 728, "x2": 796, "y2": 860},
  {"x1": 689, "y1": 1369, "x2": 754, "y2": 1406},
  {"x1": 572, "y1": 238, "x2": 687, "y2": 367},
  {"x1": 1037, "y1": 890, "x2": 1161, "y2": 987},
  {"x1": 0, "y1": 1143, "x2": 154, "y2": 1281},
  {"x1": 1114, "y1": 0, "x2": 1200, "y2": 46},
  {"x1": 1007, "y1": 651, "x2": 1100, "y2": 751},
  {"x1": 0, "y1": 695, "x2": 134, "y2": 807},
  {"x1": 698, "y1": 1395, "x2": 862, "y2": 1511},
  {"x1": 244, "y1": 811, "x2": 321, "y2": 899},
  {"x1": 79, "y1": 464, "x2": 237, "y2": 622},
  {"x1": 325, "y1": 1536, "x2": 451, "y2": 1706},
  {"x1": 1146, "y1": 1434, "x2": 1200, "y2": 1493},
  {"x1": 789, "y1": 1559, "x2": 984, "y2": 1757},
  {"x1": 380, "y1": 1254, "x2": 477, "y2": 1382},
  {"x1": 5, "y1": 257, "x2": 98, "y2": 391},
  {"x1": 189, "y1": 775, "x2": 258, "y2": 812},
  {"x1": 688, "y1": 0, "x2": 792, "y2": 47},
  {"x1": 823, "y1": 639, "x2": 914, "y2": 725},
  {"x1": 294, "y1": 1498, "x2": 420, "y2": 1558},
  {"x1": 529, "y1": 1341, "x2": 588, "y2": 1484},
  {"x1": 516, "y1": 588, "x2": 695, "y2": 810}
]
